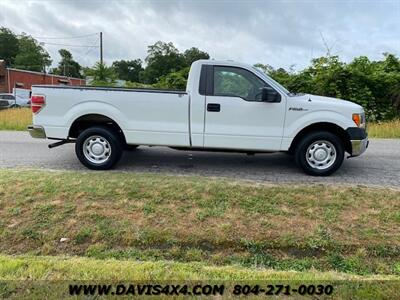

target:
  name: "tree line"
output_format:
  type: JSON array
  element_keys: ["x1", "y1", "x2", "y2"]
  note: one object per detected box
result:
[
  {"x1": 1, "y1": 27, "x2": 399, "y2": 120},
  {"x1": 256, "y1": 54, "x2": 400, "y2": 121},
  {"x1": 0, "y1": 27, "x2": 209, "y2": 84},
  {"x1": 84, "y1": 41, "x2": 209, "y2": 88}
]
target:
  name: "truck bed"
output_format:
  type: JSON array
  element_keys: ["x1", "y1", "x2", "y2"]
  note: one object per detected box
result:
[
  {"x1": 32, "y1": 84, "x2": 191, "y2": 146},
  {"x1": 32, "y1": 85, "x2": 187, "y2": 95}
]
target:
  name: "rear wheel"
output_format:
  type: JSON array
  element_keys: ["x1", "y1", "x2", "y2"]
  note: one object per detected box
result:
[
  {"x1": 294, "y1": 131, "x2": 344, "y2": 176},
  {"x1": 75, "y1": 126, "x2": 123, "y2": 170}
]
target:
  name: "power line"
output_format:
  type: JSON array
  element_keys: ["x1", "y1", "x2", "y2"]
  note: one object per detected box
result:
[
  {"x1": 82, "y1": 37, "x2": 101, "y2": 61},
  {"x1": 11, "y1": 64, "x2": 84, "y2": 68},
  {"x1": 31, "y1": 31, "x2": 103, "y2": 66},
  {"x1": 32, "y1": 33, "x2": 99, "y2": 40},
  {"x1": 41, "y1": 42, "x2": 100, "y2": 48}
]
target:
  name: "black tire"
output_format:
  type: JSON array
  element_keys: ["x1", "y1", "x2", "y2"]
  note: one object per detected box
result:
[
  {"x1": 294, "y1": 131, "x2": 344, "y2": 176},
  {"x1": 75, "y1": 126, "x2": 123, "y2": 170},
  {"x1": 10, "y1": 104, "x2": 20, "y2": 108},
  {"x1": 125, "y1": 144, "x2": 139, "y2": 151}
]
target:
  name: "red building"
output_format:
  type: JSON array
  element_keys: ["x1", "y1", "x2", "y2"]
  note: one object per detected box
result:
[{"x1": 0, "y1": 60, "x2": 85, "y2": 94}]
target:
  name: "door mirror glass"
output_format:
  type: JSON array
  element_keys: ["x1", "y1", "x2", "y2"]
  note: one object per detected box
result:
[{"x1": 261, "y1": 87, "x2": 281, "y2": 103}]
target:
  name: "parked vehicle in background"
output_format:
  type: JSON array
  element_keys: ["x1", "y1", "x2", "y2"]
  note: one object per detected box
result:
[
  {"x1": 16, "y1": 95, "x2": 31, "y2": 107},
  {"x1": 0, "y1": 94, "x2": 13, "y2": 109},
  {"x1": 28, "y1": 59, "x2": 368, "y2": 176},
  {"x1": 13, "y1": 88, "x2": 31, "y2": 100},
  {"x1": 0, "y1": 93, "x2": 31, "y2": 109}
]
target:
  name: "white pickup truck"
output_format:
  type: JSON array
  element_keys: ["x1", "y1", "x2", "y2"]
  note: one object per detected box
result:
[{"x1": 28, "y1": 60, "x2": 368, "y2": 176}]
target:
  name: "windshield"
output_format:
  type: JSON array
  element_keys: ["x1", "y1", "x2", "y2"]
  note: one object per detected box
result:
[{"x1": 252, "y1": 67, "x2": 291, "y2": 95}]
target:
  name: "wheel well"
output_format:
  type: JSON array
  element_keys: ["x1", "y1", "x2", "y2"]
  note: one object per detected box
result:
[
  {"x1": 69, "y1": 114, "x2": 126, "y2": 144},
  {"x1": 288, "y1": 122, "x2": 351, "y2": 154}
]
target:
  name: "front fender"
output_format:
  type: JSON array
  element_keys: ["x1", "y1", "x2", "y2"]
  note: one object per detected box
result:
[
  {"x1": 284, "y1": 110, "x2": 354, "y2": 138},
  {"x1": 280, "y1": 110, "x2": 355, "y2": 150}
]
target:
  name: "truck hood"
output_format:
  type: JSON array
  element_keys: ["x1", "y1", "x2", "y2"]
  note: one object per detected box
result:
[{"x1": 291, "y1": 94, "x2": 364, "y2": 114}]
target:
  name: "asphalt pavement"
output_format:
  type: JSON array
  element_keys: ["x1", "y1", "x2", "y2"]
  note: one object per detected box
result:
[{"x1": 1, "y1": 131, "x2": 399, "y2": 187}]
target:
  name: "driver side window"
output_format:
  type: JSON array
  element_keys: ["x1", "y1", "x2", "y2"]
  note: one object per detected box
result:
[{"x1": 213, "y1": 66, "x2": 269, "y2": 101}]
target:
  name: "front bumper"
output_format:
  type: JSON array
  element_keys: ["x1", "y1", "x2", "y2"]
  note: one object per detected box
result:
[
  {"x1": 346, "y1": 127, "x2": 368, "y2": 157},
  {"x1": 28, "y1": 125, "x2": 46, "y2": 139},
  {"x1": 350, "y1": 138, "x2": 369, "y2": 156}
]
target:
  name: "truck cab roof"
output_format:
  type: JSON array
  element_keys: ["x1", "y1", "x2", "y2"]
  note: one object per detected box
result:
[{"x1": 193, "y1": 59, "x2": 253, "y2": 69}]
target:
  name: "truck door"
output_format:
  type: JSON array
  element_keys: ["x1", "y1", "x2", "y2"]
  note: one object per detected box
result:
[{"x1": 203, "y1": 65, "x2": 286, "y2": 151}]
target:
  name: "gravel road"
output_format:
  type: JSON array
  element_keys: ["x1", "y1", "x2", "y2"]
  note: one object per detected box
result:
[{"x1": 1, "y1": 131, "x2": 399, "y2": 187}]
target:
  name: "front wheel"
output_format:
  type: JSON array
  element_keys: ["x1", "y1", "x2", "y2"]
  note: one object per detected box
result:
[
  {"x1": 294, "y1": 131, "x2": 344, "y2": 176},
  {"x1": 75, "y1": 126, "x2": 123, "y2": 170}
]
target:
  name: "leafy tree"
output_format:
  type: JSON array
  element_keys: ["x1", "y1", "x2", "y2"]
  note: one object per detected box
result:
[
  {"x1": 154, "y1": 67, "x2": 190, "y2": 90},
  {"x1": 51, "y1": 49, "x2": 82, "y2": 78},
  {"x1": 254, "y1": 63, "x2": 274, "y2": 74},
  {"x1": 84, "y1": 62, "x2": 117, "y2": 86},
  {"x1": 124, "y1": 81, "x2": 153, "y2": 88},
  {"x1": 183, "y1": 47, "x2": 209, "y2": 66},
  {"x1": 141, "y1": 41, "x2": 186, "y2": 84},
  {"x1": 139, "y1": 42, "x2": 209, "y2": 86},
  {"x1": 0, "y1": 27, "x2": 19, "y2": 66},
  {"x1": 112, "y1": 59, "x2": 143, "y2": 82},
  {"x1": 256, "y1": 54, "x2": 400, "y2": 121},
  {"x1": 255, "y1": 63, "x2": 293, "y2": 90},
  {"x1": 14, "y1": 34, "x2": 51, "y2": 72},
  {"x1": 381, "y1": 53, "x2": 400, "y2": 72}
]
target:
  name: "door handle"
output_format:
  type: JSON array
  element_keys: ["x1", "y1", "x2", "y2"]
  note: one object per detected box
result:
[{"x1": 207, "y1": 103, "x2": 220, "y2": 112}]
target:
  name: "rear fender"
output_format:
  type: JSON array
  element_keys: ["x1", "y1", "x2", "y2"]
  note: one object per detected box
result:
[{"x1": 66, "y1": 101, "x2": 128, "y2": 131}]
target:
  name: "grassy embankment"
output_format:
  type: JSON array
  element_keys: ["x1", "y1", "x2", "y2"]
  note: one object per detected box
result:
[
  {"x1": 1, "y1": 108, "x2": 400, "y2": 138},
  {"x1": 0, "y1": 170, "x2": 399, "y2": 297},
  {"x1": 368, "y1": 119, "x2": 400, "y2": 138},
  {"x1": 1, "y1": 255, "x2": 400, "y2": 299},
  {"x1": 0, "y1": 108, "x2": 31, "y2": 131},
  {"x1": 0, "y1": 170, "x2": 400, "y2": 274}
]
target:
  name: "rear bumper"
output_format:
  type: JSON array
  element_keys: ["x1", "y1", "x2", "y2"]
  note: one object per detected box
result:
[{"x1": 28, "y1": 125, "x2": 46, "y2": 139}]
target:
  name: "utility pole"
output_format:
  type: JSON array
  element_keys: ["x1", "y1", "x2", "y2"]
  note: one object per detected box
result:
[{"x1": 100, "y1": 32, "x2": 103, "y2": 65}]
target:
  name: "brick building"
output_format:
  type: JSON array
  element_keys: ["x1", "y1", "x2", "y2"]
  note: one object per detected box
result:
[{"x1": 0, "y1": 60, "x2": 85, "y2": 94}]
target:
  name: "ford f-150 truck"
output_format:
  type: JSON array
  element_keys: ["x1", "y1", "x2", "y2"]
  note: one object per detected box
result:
[{"x1": 28, "y1": 60, "x2": 368, "y2": 176}]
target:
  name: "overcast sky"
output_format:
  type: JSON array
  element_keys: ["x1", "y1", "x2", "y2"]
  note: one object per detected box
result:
[{"x1": 1, "y1": 0, "x2": 399, "y2": 71}]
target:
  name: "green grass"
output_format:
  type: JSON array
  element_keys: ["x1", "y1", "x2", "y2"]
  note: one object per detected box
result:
[
  {"x1": 0, "y1": 255, "x2": 399, "y2": 299},
  {"x1": 0, "y1": 108, "x2": 31, "y2": 131},
  {"x1": 1, "y1": 170, "x2": 399, "y2": 298},
  {"x1": 2, "y1": 254, "x2": 386, "y2": 281},
  {"x1": 368, "y1": 119, "x2": 400, "y2": 138},
  {"x1": 0, "y1": 170, "x2": 400, "y2": 277}
]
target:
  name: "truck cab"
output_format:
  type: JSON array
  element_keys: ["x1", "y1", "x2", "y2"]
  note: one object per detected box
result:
[{"x1": 28, "y1": 60, "x2": 368, "y2": 176}]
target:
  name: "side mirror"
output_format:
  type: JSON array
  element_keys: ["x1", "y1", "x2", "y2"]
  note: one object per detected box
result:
[{"x1": 261, "y1": 87, "x2": 281, "y2": 103}]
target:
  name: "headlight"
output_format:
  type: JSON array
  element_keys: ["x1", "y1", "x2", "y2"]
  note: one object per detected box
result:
[{"x1": 352, "y1": 113, "x2": 366, "y2": 129}]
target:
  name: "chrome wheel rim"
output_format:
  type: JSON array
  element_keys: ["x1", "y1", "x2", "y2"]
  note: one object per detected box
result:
[
  {"x1": 306, "y1": 140, "x2": 336, "y2": 170},
  {"x1": 83, "y1": 135, "x2": 111, "y2": 164}
]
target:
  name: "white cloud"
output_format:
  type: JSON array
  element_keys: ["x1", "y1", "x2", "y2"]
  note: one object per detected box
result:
[{"x1": 0, "y1": 0, "x2": 399, "y2": 70}]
